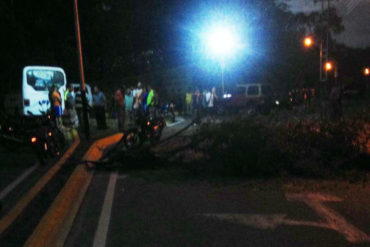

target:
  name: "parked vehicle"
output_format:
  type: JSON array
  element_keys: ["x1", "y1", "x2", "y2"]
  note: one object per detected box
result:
[
  {"x1": 3, "y1": 66, "x2": 67, "y2": 116},
  {"x1": 220, "y1": 83, "x2": 279, "y2": 114},
  {"x1": 123, "y1": 115, "x2": 166, "y2": 150},
  {"x1": 1, "y1": 66, "x2": 67, "y2": 163},
  {"x1": 0, "y1": 113, "x2": 65, "y2": 164}
]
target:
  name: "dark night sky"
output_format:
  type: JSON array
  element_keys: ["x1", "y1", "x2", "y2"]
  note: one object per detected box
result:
[{"x1": 1, "y1": 0, "x2": 369, "y2": 94}]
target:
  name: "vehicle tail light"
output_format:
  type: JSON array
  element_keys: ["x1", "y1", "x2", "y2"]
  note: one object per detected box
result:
[
  {"x1": 31, "y1": 137, "x2": 37, "y2": 143},
  {"x1": 153, "y1": 125, "x2": 159, "y2": 131}
]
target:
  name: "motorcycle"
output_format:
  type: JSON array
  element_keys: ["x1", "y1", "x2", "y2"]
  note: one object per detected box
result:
[
  {"x1": 123, "y1": 114, "x2": 166, "y2": 150},
  {"x1": 0, "y1": 113, "x2": 65, "y2": 164}
]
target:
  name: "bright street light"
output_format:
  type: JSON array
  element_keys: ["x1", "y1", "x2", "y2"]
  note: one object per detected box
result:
[
  {"x1": 364, "y1": 67, "x2": 370, "y2": 76},
  {"x1": 202, "y1": 23, "x2": 244, "y2": 94},
  {"x1": 205, "y1": 25, "x2": 240, "y2": 57},
  {"x1": 325, "y1": 62, "x2": 333, "y2": 72},
  {"x1": 303, "y1": 36, "x2": 313, "y2": 48}
]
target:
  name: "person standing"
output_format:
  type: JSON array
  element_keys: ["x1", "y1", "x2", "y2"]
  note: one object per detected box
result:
[
  {"x1": 185, "y1": 88, "x2": 193, "y2": 116},
  {"x1": 74, "y1": 87, "x2": 83, "y2": 129},
  {"x1": 93, "y1": 86, "x2": 107, "y2": 129},
  {"x1": 114, "y1": 87, "x2": 125, "y2": 131},
  {"x1": 132, "y1": 82, "x2": 143, "y2": 119},
  {"x1": 51, "y1": 85, "x2": 63, "y2": 128},
  {"x1": 141, "y1": 86, "x2": 149, "y2": 114},
  {"x1": 124, "y1": 88, "x2": 134, "y2": 128},
  {"x1": 65, "y1": 84, "x2": 75, "y2": 109},
  {"x1": 206, "y1": 87, "x2": 218, "y2": 122},
  {"x1": 192, "y1": 89, "x2": 201, "y2": 121}
]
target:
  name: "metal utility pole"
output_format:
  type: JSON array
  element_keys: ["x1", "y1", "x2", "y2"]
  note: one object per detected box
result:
[
  {"x1": 73, "y1": 0, "x2": 90, "y2": 140},
  {"x1": 319, "y1": 0, "x2": 330, "y2": 82},
  {"x1": 221, "y1": 60, "x2": 225, "y2": 95}
]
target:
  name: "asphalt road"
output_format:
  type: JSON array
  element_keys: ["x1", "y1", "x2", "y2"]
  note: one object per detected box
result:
[
  {"x1": 2, "y1": 115, "x2": 369, "y2": 246},
  {"x1": 65, "y1": 173, "x2": 370, "y2": 247},
  {"x1": 64, "y1": 119, "x2": 370, "y2": 247}
]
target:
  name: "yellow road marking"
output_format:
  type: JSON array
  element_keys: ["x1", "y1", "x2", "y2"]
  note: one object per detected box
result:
[
  {"x1": 24, "y1": 133, "x2": 123, "y2": 247},
  {"x1": 0, "y1": 138, "x2": 80, "y2": 235}
]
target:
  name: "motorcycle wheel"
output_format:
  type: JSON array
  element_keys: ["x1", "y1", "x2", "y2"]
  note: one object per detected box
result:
[
  {"x1": 149, "y1": 129, "x2": 162, "y2": 145},
  {"x1": 124, "y1": 130, "x2": 141, "y2": 150}
]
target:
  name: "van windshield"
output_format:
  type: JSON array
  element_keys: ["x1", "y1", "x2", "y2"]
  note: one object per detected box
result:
[{"x1": 26, "y1": 69, "x2": 65, "y2": 91}]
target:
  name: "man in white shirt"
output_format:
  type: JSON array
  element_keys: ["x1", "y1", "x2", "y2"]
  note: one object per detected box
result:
[
  {"x1": 132, "y1": 82, "x2": 143, "y2": 117},
  {"x1": 206, "y1": 87, "x2": 218, "y2": 122}
]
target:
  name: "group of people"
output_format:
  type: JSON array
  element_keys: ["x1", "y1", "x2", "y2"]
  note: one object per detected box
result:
[
  {"x1": 48, "y1": 82, "x2": 220, "y2": 132},
  {"x1": 184, "y1": 87, "x2": 218, "y2": 121},
  {"x1": 50, "y1": 84, "x2": 108, "y2": 130},
  {"x1": 114, "y1": 82, "x2": 157, "y2": 131}
]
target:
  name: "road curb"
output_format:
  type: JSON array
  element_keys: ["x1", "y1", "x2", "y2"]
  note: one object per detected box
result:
[{"x1": 24, "y1": 133, "x2": 123, "y2": 247}]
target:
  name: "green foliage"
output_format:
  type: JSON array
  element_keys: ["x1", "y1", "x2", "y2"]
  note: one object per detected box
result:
[{"x1": 187, "y1": 116, "x2": 369, "y2": 178}]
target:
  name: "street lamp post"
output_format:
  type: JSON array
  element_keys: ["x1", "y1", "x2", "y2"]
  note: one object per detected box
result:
[
  {"x1": 220, "y1": 60, "x2": 225, "y2": 95},
  {"x1": 364, "y1": 67, "x2": 370, "y2": 90}
]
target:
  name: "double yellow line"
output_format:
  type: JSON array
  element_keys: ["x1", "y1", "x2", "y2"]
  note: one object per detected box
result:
[
  {"x1": 0, "y1": 138, "x2": 80, "y2": 234},
  {"x1": 24, "y1": 133, "x2": 123, "y2": 247}
]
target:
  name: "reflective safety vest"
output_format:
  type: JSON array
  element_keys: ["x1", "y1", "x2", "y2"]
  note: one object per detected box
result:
[
  {"x1": 64, "y1": 89, "x2": 70, "y2": 101},
  {"x1": 147, "y1": 89, "x2": 154, "y2": 106}
]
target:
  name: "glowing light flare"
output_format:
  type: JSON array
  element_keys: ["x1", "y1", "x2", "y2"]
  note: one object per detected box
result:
[
  {"x1": 31, "y1": 137, "x2": 37, "y2": 143},
  {"x1": 325, "y1": 62, "x2": 333, "y2": 71},
  {"x1": 303, "y1": 37, "x2": 313, "y2": 48},
  {"x1": 206, "y1": 26, "x2": 239, "y2": 56},
  {"x1": 200, "y1": 21, "x2": 245, "y2": 60},
  {"x1": 364, "y1": 68, "x2": 370, "y2": 76}
]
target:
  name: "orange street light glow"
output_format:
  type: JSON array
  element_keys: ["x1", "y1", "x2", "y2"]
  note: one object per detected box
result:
[
  {"x1": 325, "y1": 62, "x2": 333, "y2": 71},
  {"x1": 303, "y1": 37, "x2": 313, "y2": 47},
  {"x1": 364, "y1": 68, "x2": 370, "y2": 76}
]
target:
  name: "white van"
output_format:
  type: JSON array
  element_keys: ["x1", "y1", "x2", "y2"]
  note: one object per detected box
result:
[{"x1": 22, "y1": 66, "x2": 67, "y2": 116}]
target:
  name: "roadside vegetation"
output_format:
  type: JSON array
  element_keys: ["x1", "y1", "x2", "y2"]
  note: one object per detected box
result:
[
  {"x1": 103, "y1": 95, "x2": 370, "y2": 182},
  {"x1": 184, "y1": 111, "x2": 369, "y2": 179}
]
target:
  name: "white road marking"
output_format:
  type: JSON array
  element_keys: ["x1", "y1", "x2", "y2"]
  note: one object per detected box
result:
[
  {"x1": 92, "y1": 172, "x2": 119, "y2": 247},
  {"x1": 204, "y1": 213, "x2": 328, "y2": 229},
  {"x1": 0, "y1": 163, "x2": 38, "y2": 200},
  {"x1": 166, "y1": 117, "x2": 185, "y2": 127},
  {"x1": 286, "y1": 193, "x2": 370, "y2": 243},
  {"x1": 204, "y1": 193, "x2": 370, "y2": 243}
]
